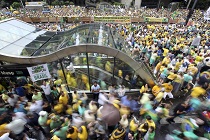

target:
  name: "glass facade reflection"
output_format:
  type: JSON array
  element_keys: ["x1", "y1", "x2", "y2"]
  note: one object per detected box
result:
[
  {"x1": 46, "y1": 53, "x2": 143, "y2": 91},
  {"x1": 0, "y1": 19, "x2": 156, "y2": 89},
  {"x1": 0, "y1": 19, "x2": 130, "y2": 57}
]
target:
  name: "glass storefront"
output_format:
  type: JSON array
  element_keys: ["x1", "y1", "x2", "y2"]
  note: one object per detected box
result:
[{"x1": 46, "y1": 52, "x2": 144, "y2": 91}]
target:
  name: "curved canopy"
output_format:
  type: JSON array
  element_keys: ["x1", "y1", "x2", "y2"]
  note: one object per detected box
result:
[{"x1": 0, "y1": 18, "x2": 156, "y2": 86}]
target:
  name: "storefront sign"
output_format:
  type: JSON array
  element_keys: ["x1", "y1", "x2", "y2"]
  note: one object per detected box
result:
[
  {"x1": 0, "y1": 69, "x2": 29, "y2": 77},
  {"x1": 94, "y1": 16, "x2": 131, "y2": 23},
  {"x1": 27, "y1": 64, "x2": 51, "y2": 82},
  {"x1": 144, "y1": 17, "x2": 168, "y2": 23}
]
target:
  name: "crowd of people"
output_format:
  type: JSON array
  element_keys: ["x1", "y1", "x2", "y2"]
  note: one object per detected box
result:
[
  {"x1": 0, "y1": 3, "x2": 210, "y2": 140},
  {"x1": 0, "y1": 5, "x2": 205, "y2": 21}
]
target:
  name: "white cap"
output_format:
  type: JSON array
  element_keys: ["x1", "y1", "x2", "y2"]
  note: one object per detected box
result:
[{"x1": 39, "y1": 111, "x2": 47, "y2": 116}]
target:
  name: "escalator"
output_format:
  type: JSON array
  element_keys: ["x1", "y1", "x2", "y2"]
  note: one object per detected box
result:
[{"x1": 73, "y1": 65, "x2": 143, "y2": 90}]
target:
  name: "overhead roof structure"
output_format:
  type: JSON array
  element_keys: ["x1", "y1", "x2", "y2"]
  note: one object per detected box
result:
[{"x1": 0, "y1": 18, "x2": 156, "y2": 86}]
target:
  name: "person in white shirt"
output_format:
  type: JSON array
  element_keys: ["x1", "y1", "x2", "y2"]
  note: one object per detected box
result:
[
  {"x1": 7, "y1": 93, "x2": 19, "y2": 107},
  {"x1": 91, "y1": 81, "x2": 100, "y2": 101},
  {"x1": 40, "y1": 80, "x2": 53, "y2": 104},
  {"x1": 6, "y1": 119, "x2": 27, "y2": 135},
  {"x1": 12, "y1": 112, "x2": 27, "y2": 122},
  {"x1": 118, "y1": 85, "x2": 126, "y2": 98}
]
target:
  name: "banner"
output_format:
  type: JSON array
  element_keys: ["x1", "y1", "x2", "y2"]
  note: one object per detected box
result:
[
  {"x1": 25, "y1": 2, "x2": 45, "y2": 6},
  {"x1": 94, "y1": 16, "x2": 131, "y2": 23},
  {"x1": 144, "y1": 17, "x2": 168, "y2": 23},
  {"x1": 27, "y1": 64, "x2": 51, "y2": 82}
]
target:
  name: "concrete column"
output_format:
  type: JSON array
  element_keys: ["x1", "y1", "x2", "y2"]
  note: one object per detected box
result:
[
  {"x1": 134, "y1": 0, "x2": 142, "y2": 9},
  {"x1": 121, "y1": 0, "x2": 132, "y2": 8}
]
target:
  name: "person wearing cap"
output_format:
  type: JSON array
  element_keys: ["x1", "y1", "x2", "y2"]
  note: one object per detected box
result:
[{"x1": 38, "y1": 111, "x2": 50, "y2": 136}]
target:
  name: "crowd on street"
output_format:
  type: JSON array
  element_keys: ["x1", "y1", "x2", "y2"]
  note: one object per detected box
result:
[{"x1": 0, "y1": 4, "x2": 210, "y2": 140}]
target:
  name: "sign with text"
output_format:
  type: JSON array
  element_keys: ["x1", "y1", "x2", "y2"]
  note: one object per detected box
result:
[
  {"x1": 144, "y1": 17, "x2": 168, "y2": 23},
  {"x1": 25, "y1": 2, "x2": 46, "y2": 6},
  {"x1": 27, "y1": 64, "x2": 51, "y2": 82},
  {"x1": 0, "y1": 69, "x2": 29, "y2": 77},
  {"x1": 94, "y1": 16, "x2": 131, "y2": 23}
]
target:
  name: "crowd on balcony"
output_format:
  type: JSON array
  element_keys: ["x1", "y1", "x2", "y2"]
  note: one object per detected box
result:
[{"x1": 0, "y1": 4, "x2": 205, "y2": 21}]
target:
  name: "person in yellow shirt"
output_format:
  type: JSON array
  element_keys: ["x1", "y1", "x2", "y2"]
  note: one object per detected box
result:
[
  {"x1": 154, "y1": 61, "x2": 162, "y2": 76},
  {"x1": 145, "y1": 115, "x2": 156, "y2": 129},
  {"x1": 174, "y1": 59, "x2": 182, "y2": 71},
  {"x1": 195, "y1": 53, "x2": 203, "y2": 64},
  {"x1": 190, "y1": 86, "x2": 206, "y2": 98},
  {"x1": 172, "y1": 73, "x2": 184, "y2": 94},
  {"x1": 66, "y1": 126, "x2": 78, "y2": 140},
  {"x1": 138, "y1": 123, "x2": 149, "y2": 138},
  {"x1": 152, "y1": 84, "x2": 161, "y2": 97},
  {"x1": 162, "y1": 82, "x2": 173, "y2": 100},
  {"x1": 187, "y1": 64, "x2": 198, "y2": 76},
  {"x1": 59, "y1": 91, "x2": 69, "y2": 106},
  {"x1": 163, "y1": 48, "x2": 169, "y2": 57},
  {"x1": 54, "y1": 77, "x2": 62, "y2": 86},
  {"x1": 0, "y1": 84, "x2": 5, "y2": 93},
  {"x1": 129, "y1": 119, "x2": 139, "y2": 133},
  {"x1": 154, "y1": 91, "x2": 164, "y2": 105},
  {"x1": 166, "y1": 71, "x2": 177, "y2": 83},
  {"x1": 162, "y1": 56, "x2": 171, "y2": 65},
  {"x1": 78, "y1": 125, "x2": 88, "y2": 140}
]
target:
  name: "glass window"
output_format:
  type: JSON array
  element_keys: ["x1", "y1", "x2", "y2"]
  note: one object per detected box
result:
[
  {"x1": 0, "y1": 29, "x2": 22, "y2": 43},
  {"x1": 0, "y1": 40, "x2": 10, "y2": 49},
  {"x1": 0, "y1": 44, "x2": 24, "y2": 56},
  {"x1": 13, "y1": 38, "x2": 34, "y2": 47},
  {"x1": 7, "y1": 20, "x2": 36, "y2": 32},
  {"x1": 25, "y1": 30, "x2": 48, "y2": 40},
  {"x1": 0, "y1": 23, "x2": 31, "y2": 37}
]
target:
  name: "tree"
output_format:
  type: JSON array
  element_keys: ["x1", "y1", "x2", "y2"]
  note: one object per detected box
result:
[
  {"x1": 51, "y1": 0, "x2": 59, "y2": 6},
  {"x1": 11, "y1": 2, "x2": 21, "y2": 9},
  {"x1": 65, "y1": 0, "x2": 70, "y2": 5}
]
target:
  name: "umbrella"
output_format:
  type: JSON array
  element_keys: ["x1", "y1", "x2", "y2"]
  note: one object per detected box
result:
[{"x1": 101, "y1": 103, "x2": 120, "y2": 126}]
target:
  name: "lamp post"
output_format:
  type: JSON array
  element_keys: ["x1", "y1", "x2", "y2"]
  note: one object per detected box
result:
[
  {"x1": 186, "y1": 0, "x2": 192, "y2": 9},
  {"x1": 185, "y1": 0, "x2": 198, "y2": 26}
]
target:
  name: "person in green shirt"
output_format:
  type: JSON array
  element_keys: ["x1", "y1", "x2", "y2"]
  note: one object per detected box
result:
[
  {"x1": 51, "y1": 85, "x2": 60, "y2": 100},
  {"x1": 144, "y1": 126, "x2": 155, "y2": 140},
  {"x1": 53, "y1": 125, "x2": 69, "y2": 140},
  {"x1": 32, "y1": 91, "x2": 43, "y2": 101}
]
